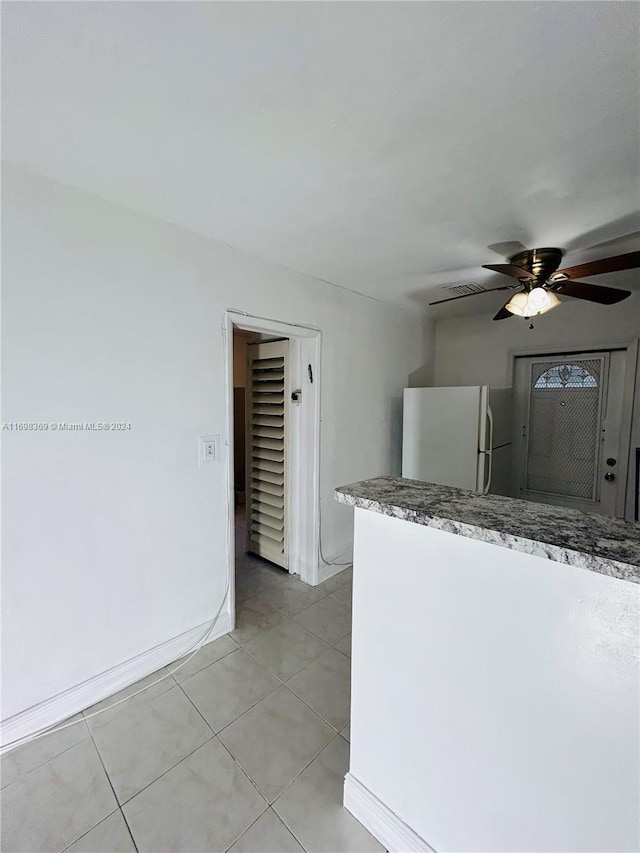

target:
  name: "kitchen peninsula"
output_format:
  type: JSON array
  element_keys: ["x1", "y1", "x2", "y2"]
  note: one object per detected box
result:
[{"x1": 336, "y1": 476, "x2": 640, "y2": 853}]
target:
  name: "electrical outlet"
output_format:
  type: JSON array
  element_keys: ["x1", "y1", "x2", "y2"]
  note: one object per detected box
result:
[{"x1": 198, "y1": 435, "x2": 220, "y2": 466}]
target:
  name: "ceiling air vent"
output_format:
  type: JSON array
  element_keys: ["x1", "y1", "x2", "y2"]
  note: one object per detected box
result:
[{"x1": 441, "y1": 281, "x2": 486, "y2": 296}]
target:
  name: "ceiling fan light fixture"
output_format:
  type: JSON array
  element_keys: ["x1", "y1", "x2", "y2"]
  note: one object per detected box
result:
[
  {"x1": 504, "y1": 291, "x2": 529, "y2": 316},
  {"x1": 505, "y1": 287, "x2": 561, "y2": 317},
  {"x1": 536, "y1": 289, "x2": 561, "y2": 314}
]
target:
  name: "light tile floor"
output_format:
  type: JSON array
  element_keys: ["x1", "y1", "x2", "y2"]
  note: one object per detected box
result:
[{"x1": 1, "y1": 520, "x2": 382, "y2": 852}]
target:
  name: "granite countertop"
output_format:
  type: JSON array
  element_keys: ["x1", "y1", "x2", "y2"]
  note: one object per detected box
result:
[{"x1": 335, "y1": 476, "x2": 640, "y2": 584}]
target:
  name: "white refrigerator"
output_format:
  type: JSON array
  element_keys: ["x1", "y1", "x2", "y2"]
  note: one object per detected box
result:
[{"x1": 402, "y1": 386, "x2": 513, "y2": 495}]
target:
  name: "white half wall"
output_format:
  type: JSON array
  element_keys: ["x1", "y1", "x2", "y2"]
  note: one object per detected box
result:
[
  {"x1": 349, "y1": 508, "x2": 640, "y2": 853},
  {"x1": 1, "y1": 164, "x2": 426, "y2": 725}
]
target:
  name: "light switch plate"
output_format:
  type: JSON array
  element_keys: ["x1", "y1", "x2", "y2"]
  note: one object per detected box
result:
[{"x1": 198, "y1": 434, "x2": 220, "y2": 465}]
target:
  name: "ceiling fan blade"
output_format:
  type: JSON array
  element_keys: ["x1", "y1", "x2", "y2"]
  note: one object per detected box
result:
[
  {"x1": 487, "y1": 240, "x2": 529, "y2": 259},
  {"x1": 493, "y1": 301, "x2": 514, "y2": 321},
  {"x1": 564, "y1": 212, "x2": 640, "y2": 253},
  {"x1": 553, "y1": 280, "x2": 631, "y2": 305},
  {"x1": 429, "y1": 286, "x2": 515, "y2": 306},
  {"x1": 482, "y1": 263, "x2": 535, "y2": 281},
  {"x1": 555, "y1": 251, "x2": 640, "y2": 281}
]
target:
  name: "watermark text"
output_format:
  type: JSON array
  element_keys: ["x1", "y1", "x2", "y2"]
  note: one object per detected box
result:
[{"x1": 2, "y1": 422, "x2": 132, "y2": 432}]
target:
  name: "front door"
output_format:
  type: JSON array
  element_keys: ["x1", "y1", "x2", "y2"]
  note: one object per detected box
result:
[{"x1": 512, "y1": 350, "x2": 628, "y2": 517}]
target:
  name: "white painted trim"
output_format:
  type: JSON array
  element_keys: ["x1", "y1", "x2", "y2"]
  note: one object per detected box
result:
[
  {"x1": 317, "y1": 559, "x2": 352, "y2": 585},
  {"x1": 224, "y1": 311, "x2": 321, "y2": 586},
  {"x1": 223, "y1": 315, "x2": 238, "y2": 621},
  {"x1": 619, "y1": 339, "x2": 638, "y2": 521},
  {"x1": 0, "y1": 611, "x2": 232, "y2": 750},
  {"x1": 505, "y1": 339, "x2": 634, "y2": 385},
  {"x1": 344, "y1": 773, "x2": 435, "y2": 853},
  {"x1": 289, "y1": 333, "x2": 322, "y2": 585}
]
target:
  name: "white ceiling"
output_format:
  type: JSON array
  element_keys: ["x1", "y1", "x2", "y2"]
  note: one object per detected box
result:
[{"x1": 3, "y1": 1, "x2": 639, "y2": 312}]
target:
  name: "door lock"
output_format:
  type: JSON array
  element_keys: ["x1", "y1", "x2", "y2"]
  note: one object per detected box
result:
[{"x1": 604, "y1": 472, "x2": 616, "y2": 482}]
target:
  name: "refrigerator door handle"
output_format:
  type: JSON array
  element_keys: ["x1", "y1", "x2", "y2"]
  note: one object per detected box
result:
[{"x1": 483, "y1": 406, "x2": 494, "y2": 494}]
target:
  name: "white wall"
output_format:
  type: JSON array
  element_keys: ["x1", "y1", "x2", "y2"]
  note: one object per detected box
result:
[
  {"x1": 349, "y1": 508, "x2": 640, "y2": 852},
  {"x1": 1, "y1": 164, "x2": 426, "y2": 722},
  {"x1": 432, "y1": 302, "x2": 640, "y2": 517}
]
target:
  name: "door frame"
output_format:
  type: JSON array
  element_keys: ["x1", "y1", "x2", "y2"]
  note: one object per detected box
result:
[
  {"x1": 224, "y1": 310, "x2": 321, "y2": 617},
  {"x1": 507, "y1": 340, "x2": 638, "y2": 520}
]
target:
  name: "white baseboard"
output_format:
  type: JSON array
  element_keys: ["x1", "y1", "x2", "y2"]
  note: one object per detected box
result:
[
  {"x1": 344, "y1": 772, "x2": 435, "y2": 853},
  {"x1": 317, "y1": 559, "x2": 353, "y2": 585},
  {"x1": 0, "y1": 609, "x2": 232, "y2": 750}
]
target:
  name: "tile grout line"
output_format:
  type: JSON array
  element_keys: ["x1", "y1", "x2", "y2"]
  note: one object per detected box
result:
[
  {"x1": 0, "y1": 721, "x2": 93, "y2": 790},
  {"x1": 226, "y1": 588, "x2": 352, "y2": 734},
  {"x1": 118, "y1": 807, "x2": 139, "y2": 853},
  {"x1": 86, "y1": 725, "x2": 140, "y2": 852},
  {"x1": 227, "y1": 564, "x2": 354, "y2": 806},
  {"x1": 177, "y1": 615, "x2": 338, "y2": 744},
  {"x1": 231, "y1": 640, "x2": 287, "y2": 683},
  {"x1": 219, "y1": 716, "x2": 337, "y2": 812},
  {"x1": 222, "y1": 807, "x2": 267, "y2": 853},
  {"x1": 280, "y1": 679, "x2": 349, "y2": 736},
  {"x1": 232, "y1": 606, "x2": 350, "y2": 658},
  {"x1": 271, "y1": 731, "x2": 347, "y2": 810},
  {"x1": 331, "y1": 641, "x2": 351, "y2": 660},
  {"x1": 211, "y1": 630, "x2": 348, "y2": 804},
  {"x1": 213, "y1": 664, "x2": 288, "y2": 741},
  {"x1": 223, "y1": 805, "x2": 310, "y2": 853},
  {"x1": 83, "y1": 669, "x2": 180, "y2": 729},
  {"x1": 211, "y1": 665, "x2": 343, "y2": 742},
  {"x1": 171, "y1": 640, "x2": 240, "y2": 686},
  {"x1": 174, "y1": 679, "x2": 219, "y2": 738},
  {"x1": 88, "y1": 667, "x2": 224, "y2": 812},
  {"x1": 234, "y1": 565, "x2": 350, "y2": 620},
  {"x1": 209, "y1": 643, "x2": 344, "y2": 807},
  {"x1": 236, "y1": 572, "x2": 336, "y2": 603},
  {"x1": 58, "y1": 808, "x2": 123, "y2": 853},
  {"x1": 183, "y1": 657, "x2": 284, "y2": 736},
  {"x1": 236, "y1": 581, "x2": 349, "y2": 618},
  {"x1": 116, "y1": 733, "x2": 218, "y2": 809},
  {"x1": 236, "y1": 621, "x2": 331, "y2": 684},
  {"x1": 168, "y1": 677, "x2": 288, "y2": 843},
  {"x1": 268, "y1": 806, "x2": 311, "y2": 853},
  {"x1": 214, "y1": 735, "x2": 272, "y2": 822},
  {"x1": 290, "y1": 618, "x2": 351, "y2": 646}
]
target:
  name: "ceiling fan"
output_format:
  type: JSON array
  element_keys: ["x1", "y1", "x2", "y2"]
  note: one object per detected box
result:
[{"x1": 429, "y1": 248, "x2": 639, "y2": 321}]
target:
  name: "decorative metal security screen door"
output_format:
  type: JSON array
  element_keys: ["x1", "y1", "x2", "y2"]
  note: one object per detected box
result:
[
  {"x1": 245, "y1": 340, "x2": 289, "y2": 569},
  {"x1": 525, "y1": 356, "x2": 605, "y2": 504},
  {"x1": 513, "y1": 351, "x2": 627, "y2": 516}
]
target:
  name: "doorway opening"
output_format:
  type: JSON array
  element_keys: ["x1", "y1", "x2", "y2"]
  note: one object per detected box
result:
[
  {"x1": 225, "y1": 311, "x2": 322, "y2": 624},
  {"x1": 232, "y1": 330, "x2": 283, "y2": 575},
  {"x1": 511, "y1": 344, "x2": 637, "y2": 518}
]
